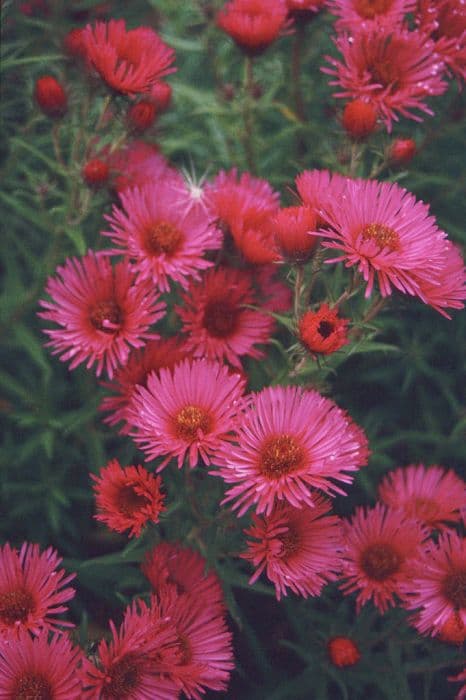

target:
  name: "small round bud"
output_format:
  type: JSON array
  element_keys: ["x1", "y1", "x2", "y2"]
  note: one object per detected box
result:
[
  {"x1": 150, "y1": 82, "x2": 172, "y2": 111},
  {"x1": 388, "y1": 138, "x2": 416, "y2": 165},
  {"x1": 34, "y1": 75, "x2": 67, "y2": 119},
  {"x1": 127, "y1": 100, "x2": 157, "y2": 132},
  {"x1": 82, "y1": 158, "x2": 109, "y2": 188},
  {"x1": 327, "y1": 636, "x2": 361, "y2": 668},
  {"x1": 342, "y1": 99, "x2": 377, "y2": 140},
  {"x1": 63, "y1": 28, "x2": 86, "y2": 59}
]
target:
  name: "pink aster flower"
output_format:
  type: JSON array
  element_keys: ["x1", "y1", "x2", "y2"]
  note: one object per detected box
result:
[
  {"x1": 142, "y1": 542, "x2": 225, "y2": 615},
  {"x1": 243, "y1": 497, "x2": 343, "y2": 599},
  {"x1": 340, "y1": 504, "x2": 428, "y2": 613},
  {"x1": 323, "y1": 27, "x2": 447, "y2": 130},
  {"x1": 414, "y1": 241, "x2": 466, "y2": 318},
  {"x1": 107, "y1": 140, "x2": 177, "y2": 193},
  {"x1": 39, "y1": 252, "x2": 165, "y2": 378},
  {"x1": 81, "y1": 599, "x2": 180, "y2": 700},
  {"x1": 217, "y1": 0, "x2": 289, "y2": 56},
  {"x1": 213, "y1": 385, "x2": 369, "y2": 517},
  {"x1": 176, "y1": 266, "x2": 275, "y2": 367},
  {"x1": 295, "y1": 168, "x2": 350, "y2": 226},
  {"x1": 0, "y1": 542, "x2": 75, "y2": 639},
  {"x1": 99, "y1": 336, "x2": 187, "y2": 433},
  {"x1": 103, "y1": 179, "x2": 222, "y2": 292},
  {"x1": 130, "y1": 359, "x2": 246, "y2": 469},
  {"x1": 378, "y1": 464, "x2": 466, "y2": 531},
  {"x1": 91, "y1": 459, "x2": 166, "y2": 538},
  {"x1": 449, "y1": 667, "x2": 466, "y2": 700},
  {"x1": 328, "y1": 0, "x2": 416, "y2": 33},
  {"x1": 400, "y1": 530, "x2": 466, "y2": 637},
  {"x1": 150, "y1": 585, "x2": 234, "y2": 699},
  {"x1": 318, "y1": 179, "x2": 452, "y2": 300},
  {"x1": 0, "y1": 631, "x2": 83, "y2": 699},
  {"x1": 82, "y1": 19, "x2": 176, "y2": 96}
]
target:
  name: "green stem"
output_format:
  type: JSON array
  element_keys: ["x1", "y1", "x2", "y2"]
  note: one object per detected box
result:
[
  {"x1": 293, "y1": 265, "x2": 304, "y2": 319},
  {"x1": 292, "y1": 23, "x2": 306, "y2": 123},
  {"x1": 242, "y1": 55, "x2": 256, "y2": 172}
]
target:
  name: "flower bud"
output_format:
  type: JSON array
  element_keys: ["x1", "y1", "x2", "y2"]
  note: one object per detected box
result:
[
  {"x1": 34, "y1": 76, "x2": 67, "y2": 119},
  {"x1": 388, "y1": 138, "x2": 416, "y2": 165},
  {"x1": 127, "y1": 100, "x2": 157, "y2": 132},
  {"x1": 82, "y1": 158, "x2": 109, "y2": 188},
  {"x1": 327, "y1": 636, "x2": 361, "y2": 667},
  {"x1": 342, "y1": 99, "x2": 377, "y2": 140}
]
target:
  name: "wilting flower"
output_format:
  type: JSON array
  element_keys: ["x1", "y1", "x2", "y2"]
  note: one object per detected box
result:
[
  {"x1": 323, "y1": 27, "x2": 447, "y2": 130},
  {"x1": 318, "y1": 179, "x2": 454, "y2": 301},
  {"x1": 142, "y1": 542, "x2": 225, "y2": 615},
  {"x1": 91, "y1": 459, "x2": 166, "y2": 538},
  {"x1": 400, "y1": 529, "x2": 466, "y2": 637},
  {"x1": 378, "y1": 463, "x2": 466, "y2": 531},
  {"x1": 103, "y1": 179, "x2": 222, "y2": 292},
  {"x1": 39, "y1": 252, "x2": 165, "y2": 378},
  {"x1": 99, "y1": 337, "x2": 187, "y2": 433},
  {"x1": 81, "y1": 599, "x2": 180, "y2": 699},
  {"x1": 0, "y1": 542, "x2": 75, "y2": 639},
  {"x1": 340, "y1": 504, "x2": 427, "y2": 613},
  {"x1": 176, "y1": 267, "x2": 275, "y2": 368},
  {"x1": 299, "y1": 303, "x2": 350, "y2": 356},
  {"x1": 243, "y1": 497, "x2": 343, "y2": 599},
  {"x1": 0, "y1": 631, "x2": 83, "y2": 699},
  {"x1": 82, "y1": 19, "x2": 175, "y2": 96},
  {"x1": 217, "y1": 0, "x2": 289, "y2": 55},
  {"x1": 214, "y1": 385, "x2": 369, "y2": 516},
  {"x1": 131, "y1": 359, "x2": 246, "y2": 469},
  {"x1": 149, "y1": 585, "x2": 234, "y2": 698},
  {"x1": 328, "y1": 0, "x2": 416, "y2": 32}
]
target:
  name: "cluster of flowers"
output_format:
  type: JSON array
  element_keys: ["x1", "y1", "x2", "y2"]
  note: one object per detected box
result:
[
  {"x1": 0, "y1": 541, "x2": 233, "y2": 698},
  {"x1": 17, "y1": 2, "x2": 466, "y2": 697}
]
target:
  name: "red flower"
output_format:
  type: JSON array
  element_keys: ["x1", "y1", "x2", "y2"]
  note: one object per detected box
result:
[
  {"x1": 0, "y1": 631, "x2": 83, "y2": 699},
  {"x1": 378, "y1": 463, "x2": 466, "y2": 531},
  {"x1": 414, "y1": 240, "x2": 466, "y2": 318},
  {"x1": 39, "y1": 252, "x2": 165, "y2": 378},
  {"x1": 82, "y1": 19, "x2": 176, "y2": 96},
  {"x1": 176, "y1": 267, "x2": 275, "y2": 368},
  {"x1": 214, "y1": 385, "x2": 369, "y2": 516},
  {"x1": 82, "y1": 157, "x2": 109, "y2": 188},
  {"x1": 340, "y1": 504, "x2": 428, "y2": 613},
  {"x1": 130, "y1": 359, "x2": 245, "y2": 469},
  {"x1": 127, "y1": 99, "x2": 157, "y2": 132},
  {"x1": 272, "y1": 206, "x2": 318, "y2": 262},
  {"x1": 107, "y1": 140, "x2": 176, "y2": 193},
  {"x1": 0, "y1": 542, "x2": 75, "y2": 639},
  {"x1": 243, "y1": 497, "x2": 343, "y2": 599},
  {"x1": 81, "y1": 599, "x2": 180, "y2": 699},
  {"x1": 63, "y1": 28, "x2": 86, "y2": 59},
  {"x1": 34, "y1": 75, "x2": 67, "y2": 118},
  {"x1": 299, "y1": 303, "x2": 349, "y2": 356},
  {"x1": 328, "y1": 0, "x2": 416, "y2": 32},
  {"x1": 91, "y1": 459, "x2": 166, "y2": 538},
  {"x1": 99, "y1": 336, "x2": 187, "y2": 433},
  {"x1": 327, "y1": 636, "x2": 361, "y2": 667},
  {"x1": 388, "y1": 137, "x2": 417, "y2": 164},
  {"x1": 400, "y1": 530, "x2": 466, "y2": 637},
  {"x1": 342, "y1": 99, "x2": 378, "y2": 140},
  {"x1": 438, "y1": 612, "x2": 466, "y2": 644},
  {"x1": 417, "y1": 0, "x2": 466, "y2": 81},
  {"x1": 150, "y1": 80, "x2": 172, "y2": 111},
  {"x1": 323, "y1": 27, "x2": 447, "y2": 130},
  {"x1": 142, "y1": 542, "x2": 225, "y2": 614},
  {"x1": 217, "y1": 0, "x2": 289, "y2": 56}
]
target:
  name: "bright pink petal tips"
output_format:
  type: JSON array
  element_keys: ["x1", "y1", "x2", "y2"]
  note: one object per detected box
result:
[
  {"x1": 39, "y1": 252, "x2": 165, "y2": 378},
  {"x1": 243, "y1": 497, "x2": 343, "y2": 599},
  {"x1": 0, "y1": 542, "x2": 75, "y2": 639},
  {"x1": 82, "y1": 19, "x2": 176, "y2": 96},
  {"x1": 214, "y1": 385, "x2": 369, "y2": 517},
  {"x1": 131, "y1": 359, "x2": 246, "y2": 470}
]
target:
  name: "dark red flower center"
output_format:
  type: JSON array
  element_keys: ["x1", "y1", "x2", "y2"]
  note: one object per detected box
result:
[
  {"x1": 0, "y1": 587, "x2": 36, "y2": 626},
  {"x1": 360, "y1": 222, "x2": 400, "y2": 251},
  {"x1": 116, "y1": 485, "x2": 149, "y2": 517},
  {"x1": 360, "y1": 542, "x2": 401, "y2": 581},
  {"x1": 89, "y1": 300, "x2": 122, "y2": 334},
  {"x1": 260, "y1": 435, "x2": 305, "y2": 478},
  {"x1": 279, "y1": 524, "x2": 301, "y2": 558},
  {"x1": 105, "y1": 655, "x2": 141, "y2": 698},
  {"x1": 144, "y1": 220, "x2": 184, "y2": 256},
  {"x1": 317, "y1": 320, "x2": 334, "y2": 338},
  {"x1": 177, "y1": 632, "x2": 193, "y2": 665},
  {"x1": 202, "y1": 298, "x2": 240, "y2": 338},
  {"x1": 174, "y1": 405, "x2": 212, "y2": 441},
  {"x1": 12, "y1": 673, "x2": 53, "y2": 700},
  {"x1": 442, "y1": 569, "x2": 466, "y2": 609},
  {"x1": 354, "y1": 0, "x2": 394, "y2": 19},
  {"x1": 368, "y1": 47, "x2": 402, "y2": 92}
]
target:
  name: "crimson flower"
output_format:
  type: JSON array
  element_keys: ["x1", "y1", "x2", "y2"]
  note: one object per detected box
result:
[
  {"x1": 299, "y1": 303, "x2": 349, "y2": 357},
  {"x1": 217, "y1": 0, "x2": 289, "y2": 55}
]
